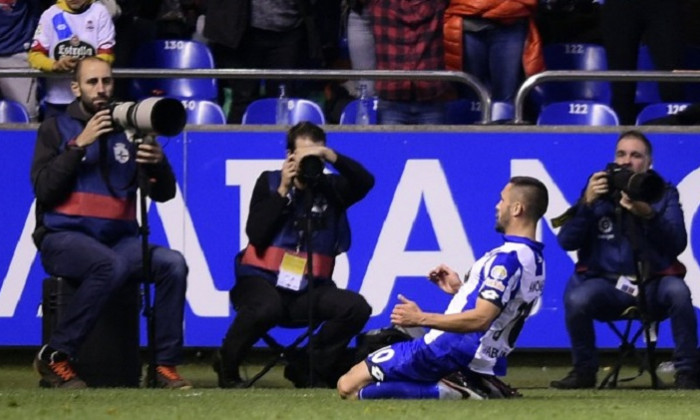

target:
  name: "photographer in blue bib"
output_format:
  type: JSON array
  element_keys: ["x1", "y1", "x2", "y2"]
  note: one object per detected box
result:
[
  {"x1": 550, "y1": 130, "x2": 699, "y2": 390},
  {"x1": 31, "y1": 56, "x2": 191, "y2": 389},
  {"x1": 215, "y1": 122, "x2": 375, "y2": 388}
]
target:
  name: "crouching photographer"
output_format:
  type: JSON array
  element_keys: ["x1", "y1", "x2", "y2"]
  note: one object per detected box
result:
[
  {"x1": 215, "y1": 122, "x2": 374, "y2": 389},
  {"x1": 550, "y1": 130, "x2": 699, "y2": 390}
]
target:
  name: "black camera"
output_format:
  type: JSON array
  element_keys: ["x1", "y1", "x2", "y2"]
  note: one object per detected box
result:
[
  {"x1": 108, "y1": 97, "x2": 187, "y2": 137},
  {"x1": 605, "y1": 163, "x2": 665, "y2": 203},
  {"x1": 298, "y1": 155, "x2": 325, "y2": 187}
]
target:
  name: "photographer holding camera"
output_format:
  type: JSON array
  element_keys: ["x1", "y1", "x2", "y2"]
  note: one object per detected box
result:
[
  {"x1": 551, "y1": 130, "x2": 699, "y2": 389},
  {"x1": 215, "y1": 122, "x2": 374, "y2": 389},
  {"x1": 30, "y1": 57, "x2": 191, "y2": 389}
]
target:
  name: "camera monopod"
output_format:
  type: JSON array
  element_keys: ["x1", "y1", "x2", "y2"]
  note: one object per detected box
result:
[
  {"x1": 622, "y1": 209, "x2": 661, "y2": 389},
  {"x1": 127, "y1": 98, "x2": 186, "y2": 388},
  {"x1": 302, "y1": 186, "x2": 318, "y2": 387}
]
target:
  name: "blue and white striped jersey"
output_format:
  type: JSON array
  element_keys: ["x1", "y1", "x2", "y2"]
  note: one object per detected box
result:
[{"x1": 424, "y1": 235, "x2": 545, "y2": 375}]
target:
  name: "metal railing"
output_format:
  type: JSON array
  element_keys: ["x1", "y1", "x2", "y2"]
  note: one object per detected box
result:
[
  {"x1": 514, "y1": 70, "x2": 700, "y2": 124},
  {"x1": 1, "y1": 68, "x2": 493, "y2": 123}
]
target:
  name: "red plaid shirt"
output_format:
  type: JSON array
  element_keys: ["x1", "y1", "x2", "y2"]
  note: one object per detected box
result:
[{"x1": 369, "y1": 0, "x2": 449, "y2": 102}]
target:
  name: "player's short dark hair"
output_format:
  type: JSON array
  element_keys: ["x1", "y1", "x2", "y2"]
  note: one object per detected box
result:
[
  {"x1": 509, "y1": 176, "x2": 549, "y2": 221},
  {"x1": 286, "y1": 122, "x2": 326, "y2": 152},
  {"x1": 617, "y1": 129, "x2": 653, "y2": 156}
]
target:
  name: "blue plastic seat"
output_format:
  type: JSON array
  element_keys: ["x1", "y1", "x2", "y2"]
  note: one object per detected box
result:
[
  {"x1": 129, "y1": 40, "x2": 217, "y2": 100},
  {"x1": 491, "y1": 102, "x2": 515, "y2": 122},
  {"x1": 445, "y1": 99, "x2": 481, "y2": 124},
  {"x1": 445, "y1": 100, "x2": 514, "y2": 124},
  {"x1": 181, "y1": 99, "x2": 227, "y2": 125},
  {"x1": 635, "y1": 45, "x2": 661, "y2": 104},
  {"x1": 537, "y1": 101, "x2": 619, "y2": 126},
  {"x1": 241, "y1": 98, "x2": 325, "y2": 125},
  {"x1": 635, "y1": 102, "x2": 691, "y2": 125},
  {"x1": 0, "y1": 100, "x2": 30, "y2": 123},
  {"x1": 339, "y1": 98, "x2": 379, "y2": 125},
  {"x1": 536, "y1": 43, "x2": 611, "y2": 104}
]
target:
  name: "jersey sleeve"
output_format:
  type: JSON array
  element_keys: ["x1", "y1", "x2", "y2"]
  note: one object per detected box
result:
[
  {"x1": 478, "y1": 251, "x2": 522, "y2": 308},
  {"x1": 30, "y1": 9, "x2": 52, "y2": 56},
  {"x1": 96, "y1": 7, "x2": 115, "y2": 55}
]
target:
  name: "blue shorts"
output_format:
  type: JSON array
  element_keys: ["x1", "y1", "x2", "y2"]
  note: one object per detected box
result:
[{"x1": 365, "y1": 332, "x2": 480, "y2": 383}]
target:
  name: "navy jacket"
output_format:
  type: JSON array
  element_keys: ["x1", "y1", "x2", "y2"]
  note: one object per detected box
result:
[{"x1": 558, "y1": 181, "x2": 687, "y2": 277}]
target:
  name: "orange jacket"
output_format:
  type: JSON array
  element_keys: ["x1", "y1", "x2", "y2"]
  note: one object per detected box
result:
[{"x1": 443, "y1": 0, "x2": 544, "y2": 77}]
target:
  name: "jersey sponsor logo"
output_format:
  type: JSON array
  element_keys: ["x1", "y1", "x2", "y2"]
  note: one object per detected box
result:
[
  {"x1": 86, "y1": 20, "x2": 95, "y2": 31},
  {"x1": 489, "y1": 265, "x2": 508, "y2": 281},
  {"x1": 113, "y1": 143, "x2": 130, "y2": 164},
  {"x1": 54, "y1": 37, "x2": 95, "y2": 59},
  {"x1": 56, "y1": 23, "x2": 67, "y2": 31},
  {"x1": 484, "y1": 279, "x2": 505, "y2": 291},
  {"x1": 480, "y1": 289, "x2": 500, "y2": 301}
]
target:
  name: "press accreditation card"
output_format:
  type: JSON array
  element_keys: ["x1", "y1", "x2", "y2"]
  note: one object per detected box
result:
[
  {"x1": 276, "y1": 252, "x2": 308, "y2": 291},
  {"x1": 615, "y1": 275, "x2": 639, "y2": 297}
]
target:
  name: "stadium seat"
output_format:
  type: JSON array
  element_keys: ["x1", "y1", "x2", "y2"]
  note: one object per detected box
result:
[
  {"x1": 0, "y1": 100, "x2": 30, "y2": 123},
  {"x1": 339, "y1": 98, "x2": 379, "y2": 125},
  {"x1": 635, "y1": 102, "x2": 691, "y2": 125},
  {"x1": 535, "y1": 43, "x2": 611, "y2": 104},
  {"x1": 537, "y1": 101, "x2": 619, "y2": 126},
  {"x1": 635, "y1": 45, "x2": 661, "y2": 104},
  {"x1": 130, "y1": 39, "x2": 217, "y2": 100},
  {"x1": 445, "y1": 100, "x2": 513, "y2": 124},
  {"x1": 491, "y1": 101, "x2": 515, "y2": 122},
  {"x1": 445, "y1": 99, "x2": 481, "y2": 124},
  {"x1": 241, "y1": 98, "x2": 325, "y2": 125},
  {"x1": 181, "y1": 99, "x2": 227, "y2": 125}
]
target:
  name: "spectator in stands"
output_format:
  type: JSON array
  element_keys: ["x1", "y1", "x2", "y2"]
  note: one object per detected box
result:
[
  {"x1": 337, "y1": 176, "x2": 548, "y2": 400},
  {"x1": 0, "y1": 0, "x2": 43, "y2": 121},
  {"x1": 347, "y1": 0, "x2": 375, "y2": 97},
  {"x1": 155, "y1": 0, "x2": 203, "y2": 40},
  {"x1": 369, "y1": 0, "x2": 450, "y2": 124},
  {"x1": 214, "y1": 122, "x2": 373, "y2": 389},
  {"x1": 443, "y1": 0, "x2": 544, "y2": 103},
  {"x1": 550, "y1": 130, "x2": 699, "y2": 390},
  {"x1": 204, "y1": 0, "x2": 318, "y2": 123},
  {"x1": 602, "y1": 0, "x2": 685, "y2": 125},
  {"x1": 29, "y1": 0, "x2": 115, "y2": 119},
  {"x1": 31, "y1": 56, "x2": 191, "y2": 389}
]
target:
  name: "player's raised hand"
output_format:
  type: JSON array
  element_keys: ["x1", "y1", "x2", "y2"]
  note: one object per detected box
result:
[
  {"x1": 391, "y1": 294, "x2": 425, "y2": 327},
  {"x1": 428, "y1": 264, "x2": 461, "y2": 294}
]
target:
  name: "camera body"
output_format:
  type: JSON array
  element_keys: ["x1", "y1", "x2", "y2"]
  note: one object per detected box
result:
[
  {"x1": 605, "y1": 163, "x2": 665, "y2": 204},
  {"x1": 298, "y1": 155, "x2": 325, "y2": 187},
  {"x1": 107, "y1": 97, "x2": 186, "y2": 137}
]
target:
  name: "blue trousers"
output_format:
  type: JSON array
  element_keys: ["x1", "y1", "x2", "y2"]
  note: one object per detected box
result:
[
  {"x1": 563, "y1": 273, "x2": 698, "y2": 374},
  {"x1": 462, "y1": 19, "x2": 528, "y2": 103},
  {"x1": 40, "y1": 231, "x2": 188, "y2": 365}
]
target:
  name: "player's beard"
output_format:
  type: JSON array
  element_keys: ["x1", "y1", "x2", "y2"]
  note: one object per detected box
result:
[{"x1": 495, "y1": 212, "x2": 509, "y2": 233}]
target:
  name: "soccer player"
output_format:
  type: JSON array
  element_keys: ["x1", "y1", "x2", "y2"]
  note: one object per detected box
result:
[{"x1": 337, "y1": 176, "x2": 548, "y2": 399}]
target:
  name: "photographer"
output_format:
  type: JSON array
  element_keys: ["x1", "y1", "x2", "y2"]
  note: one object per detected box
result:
[
  {"x1": 551, "y1": 130, "x2": 699, "y2": 389},
  {"x1": 215, "y1": 122, "x2": 374, "y2": 388},
  {"x1": 31, "y1": 57, "x2": 190, "y2": 389}
]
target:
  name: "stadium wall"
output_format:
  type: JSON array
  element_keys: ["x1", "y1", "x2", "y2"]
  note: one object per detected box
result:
[{"x1": 2, "y1": 125, "x2": 700, "y2": 349}]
